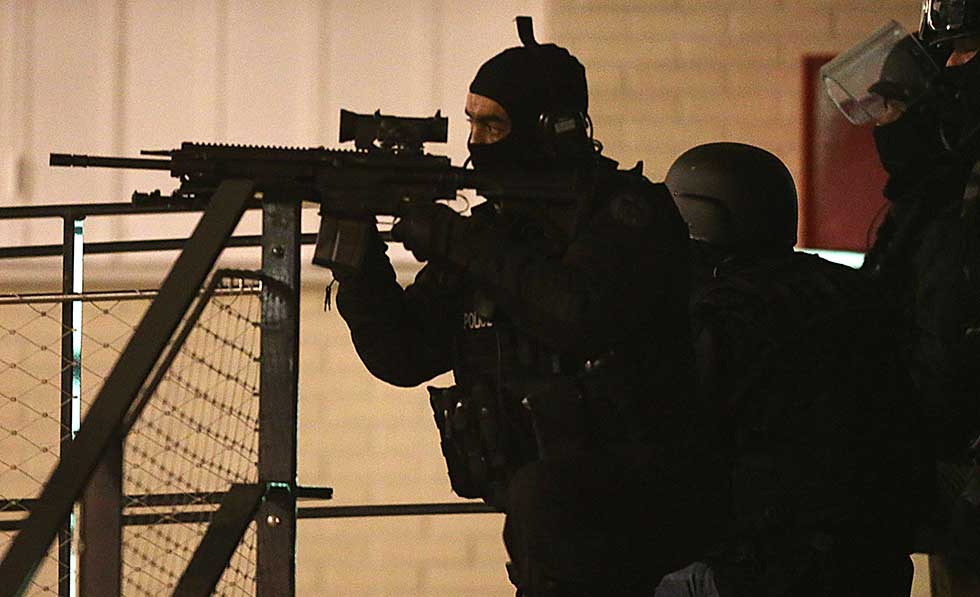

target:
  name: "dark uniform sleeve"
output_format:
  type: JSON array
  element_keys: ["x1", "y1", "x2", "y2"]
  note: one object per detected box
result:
[
  {"x1": 913, "y1": 205, "x2": 980, "y2": 460},
  {"x1": 450, "y1": 176, "x2": 690, "y2": 354},
  {"x1": 334, "y1": 227, "x2": 458, "y2": 387}
]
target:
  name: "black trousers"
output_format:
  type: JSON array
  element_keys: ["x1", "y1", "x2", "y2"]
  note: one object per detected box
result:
[
  {"x1": 501, "y1": 445, "x2": 725, "y2": 597},
  {"x1": 709, "y1": 535, "x2": 914, "y2": 597}
]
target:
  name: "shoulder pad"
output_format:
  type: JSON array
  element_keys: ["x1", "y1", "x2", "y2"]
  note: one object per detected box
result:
[{"x1": 607, "y1": 179, "x2": 662, "y2": 228}]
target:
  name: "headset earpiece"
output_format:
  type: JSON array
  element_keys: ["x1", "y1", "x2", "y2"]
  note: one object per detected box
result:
[
  {"x1": 516, "y1": 16, "x2": 592, "y2": 161},
  {"x1": 537, "y1": 111, "x2": 589, "y2": 159}
]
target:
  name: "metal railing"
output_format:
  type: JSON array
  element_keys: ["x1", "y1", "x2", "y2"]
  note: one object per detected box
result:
[{"x1": 0, "y1": 197, "x2": 495, "y2": 597}]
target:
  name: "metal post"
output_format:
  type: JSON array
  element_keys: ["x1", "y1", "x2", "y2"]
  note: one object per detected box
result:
[
  {"x1": 68, "y1": 209, "x2": 123, "y2": 597},
  {"x1": 256, "y1": 196, "x2": 300, "y2": 596},
  {"x1": 79, "y1": 443, "x2": 122, "y2": 597},
  {"x1": 59, "y1": 217, "x2": 83, "y2": 596},
  {"x1": 65, "y1": 211, "x2": 123, "y2": 597}
]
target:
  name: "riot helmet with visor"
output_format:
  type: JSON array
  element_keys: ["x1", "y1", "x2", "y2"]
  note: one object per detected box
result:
[{"x1": 920, "y1": 0, "x2": 980, "y2": 47}]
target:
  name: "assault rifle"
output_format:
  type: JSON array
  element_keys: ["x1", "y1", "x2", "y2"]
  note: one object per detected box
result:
[{"x1": 50, "y1": 109, "x2": 585, "y2": 271}]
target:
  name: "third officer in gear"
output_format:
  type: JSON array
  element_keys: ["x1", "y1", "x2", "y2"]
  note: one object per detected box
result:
[
  {"x1": 823, "y1": 3, "x2": 980, "y2": 591},
  {"x1": 659, "y1": 142, "x2": 931, "y2": 597}
]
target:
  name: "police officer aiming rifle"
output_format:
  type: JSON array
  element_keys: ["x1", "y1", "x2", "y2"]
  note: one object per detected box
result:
[{"x1": 327, "y1": 17, "x2": 723, "y2": 597}]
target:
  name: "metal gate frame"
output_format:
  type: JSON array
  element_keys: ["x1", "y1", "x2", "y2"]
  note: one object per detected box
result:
[{"x1": 0, "y1": 194, "x2": 495, "y2": 597}]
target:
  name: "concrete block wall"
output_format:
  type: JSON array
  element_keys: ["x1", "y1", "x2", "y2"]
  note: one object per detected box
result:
[{"x1": 545, "y1": 0, "x2": 923, "y2": 185}]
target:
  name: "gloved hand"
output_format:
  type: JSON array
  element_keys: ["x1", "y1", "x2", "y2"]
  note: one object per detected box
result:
[{"x1": 391, "y1": 202, "x2": 464, "y2": 263}]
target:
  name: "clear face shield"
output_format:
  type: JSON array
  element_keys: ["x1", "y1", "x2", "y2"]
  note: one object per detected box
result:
[{"x1": 820, "y1": 20, "x2": 941, "y2": 125}]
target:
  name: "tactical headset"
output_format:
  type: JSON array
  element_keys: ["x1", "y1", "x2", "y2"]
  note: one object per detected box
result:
[{"x1": 515, "y1": 16, "x2": 594, "y2": 162}]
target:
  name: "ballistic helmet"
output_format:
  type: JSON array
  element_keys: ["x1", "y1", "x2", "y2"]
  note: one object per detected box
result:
[
  {"x1": 666, "y1": 143, "x2": 798, "y2": 252},
  {"x1": 920, "y1": 0, "x2": 980, "y2": 47}
]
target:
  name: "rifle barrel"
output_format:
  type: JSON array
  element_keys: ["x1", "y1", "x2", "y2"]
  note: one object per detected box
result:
[{"x1": 50, "y1": 154, "x2": 171, "y2": 171}]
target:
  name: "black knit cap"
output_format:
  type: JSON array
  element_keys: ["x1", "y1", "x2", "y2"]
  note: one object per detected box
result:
[{"x1": 469, "y1": 42, "x2": 588, "y2": 134}]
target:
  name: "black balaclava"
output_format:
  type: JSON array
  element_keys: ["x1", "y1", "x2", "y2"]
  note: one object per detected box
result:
[
  {"x1": 873, "y1": 103, "x2": 947, "y2": 182},
  {"x1": 467, "y1": 42, "x2": 588, "y2": 171},
  {"x1": 871, "y1": 37, "x2": 951, "y2": 185},
  {"x1": 873, "y1": 50, "x2": 980, "y2": 198}
]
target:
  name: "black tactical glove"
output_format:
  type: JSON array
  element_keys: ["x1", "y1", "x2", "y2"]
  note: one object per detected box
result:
[{"x1": 391, "y1": 202, "x2": 465, "y2": 263}]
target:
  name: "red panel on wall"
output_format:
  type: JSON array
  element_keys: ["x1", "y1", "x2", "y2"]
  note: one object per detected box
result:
[{"x1": 800, "y1": 54, "x2": 890, "y2": 252}]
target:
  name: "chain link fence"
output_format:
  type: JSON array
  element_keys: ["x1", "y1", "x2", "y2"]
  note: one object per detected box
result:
[
  {"x1": 0, "y1": 275, "x2": 263, "y2": 596},
  {"x1": 0, "y1": 297, "x2": 73, "y2": 595}
]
